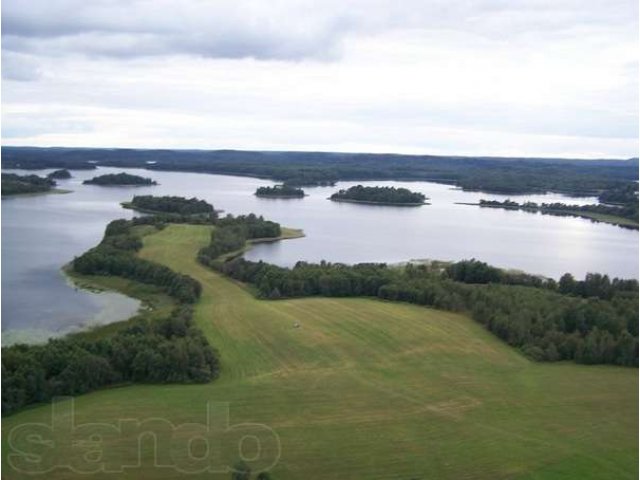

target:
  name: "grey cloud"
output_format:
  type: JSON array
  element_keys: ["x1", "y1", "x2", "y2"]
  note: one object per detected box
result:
[
  {"x1": 2, "y1": 0, "x2": 636, "y2": 61},
  {"x1": 1, "y1": 52, "x2": 42, "y2": 81},
  {"x1": 1, "y1": 0, "x2": 354, "y2": 60}
]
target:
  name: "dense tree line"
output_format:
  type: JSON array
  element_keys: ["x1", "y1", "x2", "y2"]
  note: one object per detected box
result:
[
  {"x1": 331, "y1": 185, "x2": 427, "y2": 205},
  {"x1": 216, "y1": 214, "x2": 282, "y2": 238},
  {"x1": 2, "y1": 305, "x2": 219, "y2": 416},
  {"x1": 198, "y1": 214, "x2": 282, "y2": 265},
  {"x1": 212, "y1": 257, "x2": 638, "y2": 366},
  {"x1": 4, "y1": 146, "x2": 636, "y2": 195},
  {"x1": 83, "y1": 172, "x2": 158, "y2": 186},
  {"x1": 47, "y1": 169, "x2": 72, "y2": 179},
  {"x1": 255, "y1": 184, "x2": 305, "y2": 197},
  {"x1": 1, "y1": 173, "x2": 56, "y2": 195},
  {"x1": 557, "y1": 272, "x2": 639, "y2": 301},
  {"x1": 2, "y1": 213, "x2": 223, "y2": 416},
  {"x1": 599, "y1": 182, "x2": 638, "y2": 205},
  {"x1": 479, "y1": 199, "x2": 639, "y2": 224},
  {"x1": 128, "y1": 195, "x2": 215, "y2": 215},
  {"x1": 73, "y1": 219, "x2": 201, "y2": 303}
]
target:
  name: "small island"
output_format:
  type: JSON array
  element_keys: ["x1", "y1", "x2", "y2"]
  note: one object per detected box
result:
[
  {"x1": 2, "y1": 173, "x2": 59, "y2": 196},
  {"x1": 330, "y1": 185, "x2": 428, "y2": 206},
  {"x1": 83, "y1": 172, "x2": 157, "y2": 186},
  {"x1": 122, "y1": 195, "x2": 215, "y2": 216},
  {"x1": 255, "y1": 184, "x2": 305, "y2": 198},
  {"x1": 47, "y1": 169, "x2": 72, "y2": 179}
]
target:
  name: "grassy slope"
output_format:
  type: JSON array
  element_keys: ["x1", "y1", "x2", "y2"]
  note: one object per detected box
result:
[{"x1": 2, "y1": 224, "x2": 637, "y2": 480}]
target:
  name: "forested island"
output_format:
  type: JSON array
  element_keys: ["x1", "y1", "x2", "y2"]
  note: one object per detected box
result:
[
  {"x1": 255, "y1": 184, "x2": 305, "y2": 198},
  {"x1": 122, "y1": 195, "x2": 215, "y2": 216},
  {"x1": 47, "y1": 169, "x2": 72, "y2": 179},
  {"x1": 1, "y1": 173, "x2": 58, "y2": 196},
  {"x1": 3, "y1": 146, "x2": 637, "y2": 195},
  {"x1": 83, "y1": 172, "x2": 157, "y2": 186},
  {"x1": 330, "y1": 185, "x2": 427, "y2": 205},
  {"x1": 474, "y1": 196, "x2": 638, "y2": 229}
]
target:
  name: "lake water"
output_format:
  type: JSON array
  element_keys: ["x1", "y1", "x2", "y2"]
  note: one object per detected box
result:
[{"x1": 2, "y1": 166, "x2": 638, "y2": 344}]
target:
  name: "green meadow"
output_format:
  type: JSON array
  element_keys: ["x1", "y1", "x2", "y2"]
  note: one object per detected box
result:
[{"x1": 2, "y1": 224, "x2": 637, "y2": 479}]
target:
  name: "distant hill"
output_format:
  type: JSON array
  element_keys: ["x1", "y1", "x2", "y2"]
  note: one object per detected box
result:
[{"x1": 2, "y1": 146, "x2": 637, "y2": 195}]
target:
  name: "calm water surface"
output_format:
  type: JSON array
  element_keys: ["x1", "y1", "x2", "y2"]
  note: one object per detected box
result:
[{"x1": 2, "y1": 167, "x2": 638, "y2": 343}]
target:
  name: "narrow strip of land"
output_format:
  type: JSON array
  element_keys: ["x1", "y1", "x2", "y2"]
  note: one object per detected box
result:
[{"x1": 3, "y1": 224, "x2": 637, "y2": 480}]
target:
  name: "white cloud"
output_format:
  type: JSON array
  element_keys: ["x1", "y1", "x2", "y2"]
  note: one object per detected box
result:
[{"x1": 2, "y1": 0, "x2": 638, "y2": 157}]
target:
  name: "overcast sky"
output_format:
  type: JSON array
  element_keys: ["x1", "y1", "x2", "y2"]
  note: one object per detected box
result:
[{"x1": 1, "y1": 0, "x2": 638, "y2": 158}]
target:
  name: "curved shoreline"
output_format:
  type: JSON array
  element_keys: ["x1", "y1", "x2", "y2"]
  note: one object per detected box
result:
[{"x1": 456, "y1": 202, "x2": 639, "y2": 229}]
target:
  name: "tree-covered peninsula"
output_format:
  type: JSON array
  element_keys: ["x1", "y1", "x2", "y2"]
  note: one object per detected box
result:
[
  {"x1": 83, "y1": 172, "x2": 157, "y2": 186},
  {"x1": 330, "y1": 185, "x2": 427, "y2": 205},
  {"x1": 123, "y1": 195, "x2": 215, "y2": 216},
  {"x1": 255, "y1": 184, "x2": 305, "y2": 198},
  {"x1": 2, "y1": 214, "x2": 220, "y2": 416},
  {"x1": 477, "y1": 198, "x2": 639, "y2": 228},
  {"x1": 1, "y1": 173, "x2": 57, "y2": 196}
]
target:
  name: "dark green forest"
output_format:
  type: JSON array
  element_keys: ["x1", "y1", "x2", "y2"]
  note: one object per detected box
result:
[
  {"x1": 83, "y1": 172, "x2": 157, "y2": 186},
  {"x1": 2, "y1": 215, "x2": 220, "y2": 416},
  {"x1": 198, "y1": 214, "x2": 282, "y2": 263},
  {"x1": 330, "y1": 185, "x2": 427, "y2": 204},
  {"x1": 1, "y1": 173, "x2": 56, "y2": 195},
  {"x1": 256, "y1": 184, "x2": 305, "y2": 197},
  {"x1": 3, "y1": 146, "x2": 637, "y2": 195},
  {"x1": 212, "y1": 256, "x2": 638, "y2": 367},
  {"x1": 127, "y1": 195, "x2": 215, "y2": 216}
]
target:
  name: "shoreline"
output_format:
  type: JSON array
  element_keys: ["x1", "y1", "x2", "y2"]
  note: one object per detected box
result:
[
  {"x1": 255, "y1": 193, "x2": 307, "y2": 199},
  {"x1": 329, "y1": 197, "x2": 430, "y2": 207},
  {"x1": 216, "y1": 227, "x2": 305, "y2": 262},
  {"x1": 455, "y1": 202, "x2": 639, "y2": 229},
  {"x1": 2, "y1": 188, "x2": 72, "y2": 198},
  {"x1": 120, "y1": 201, "x2": 224, "y2": 215}
]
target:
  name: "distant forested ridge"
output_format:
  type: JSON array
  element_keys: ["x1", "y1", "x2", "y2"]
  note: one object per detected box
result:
[
  {"x1": 83, "y1": 172, "x2": 157, "y2": 186},
  {"x1": 1, "y1": 173, "x2": 56, "y2": 195},
  {"x1": 210, "y1": 254, "x2": 638, "y2": 367},
  {"x1": 2, "y1": 211, "x2": 221, "y2": 416},
  {"x1": 47, "y1": 169, "x2": 72, "y2": 179},
  {"x1": 3, "y1": 146, "x2": 637, "y2": 195},
  {"x1": 125, "y1": 195, "x2": 215, "y2": 216},
  {"x1": 255, "y1": 184, "x2": 305, "y2": 198},
  {"x1": 331, "y1": 185, "x2": 427, "y2": 205}
]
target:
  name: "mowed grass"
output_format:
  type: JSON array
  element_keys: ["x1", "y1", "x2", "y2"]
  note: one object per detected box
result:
[{"x1": 2, "y1": 224, "x2": 637, "y2": 479}]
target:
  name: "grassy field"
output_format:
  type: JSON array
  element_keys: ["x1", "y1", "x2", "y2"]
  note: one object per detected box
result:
[{"x1": 2, "y1": 224, "x2": 637, "y2": 479}]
